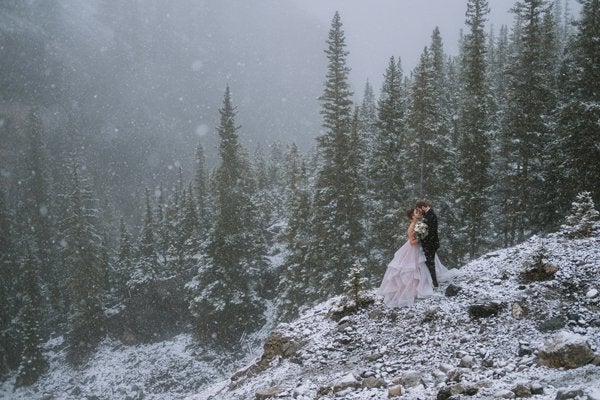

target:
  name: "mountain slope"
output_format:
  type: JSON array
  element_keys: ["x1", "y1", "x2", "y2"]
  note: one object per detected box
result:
[{"x1": 199, "y1": 228, "x2": 600, "y2": 400}]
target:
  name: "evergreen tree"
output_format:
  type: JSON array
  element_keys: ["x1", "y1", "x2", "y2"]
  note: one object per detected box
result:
[
  {"x1": 130, "y1": 189, "x2": 160, "y2": 289},
  {"x1": 114, "y1": 218, "x2": 133, "y2": 299},
  {"x1": 188, "y1": 86, "x2": 267, "y2": 347},
  {"x1": 309, "y1": 12, "x2": 364, "y2": 297},
  {"x1": 278, "y1": 144, "x2": 313, "y2": 320},
  {"x1": 358, "y1": 79, "x2": 378, "y2": 174},
  {"x1": 368, "y1": 56, "x2": 407, "y2": 263},
  {"x1": 554, "y1": 0, "x2": 600, "y2": 207},
  {"x1": 498, "y1": 0, "x2": 555, "y2": 244},
  {"x1": 0, "y1": 185, "x2": 20, "y2": 375},
  {"x1": 407, "y1": 44, "x2": 457, "y2": 263},
  {"x1": 561, "y1": 191, "x2": 599, "y2": 238},
  {"x1": 20, "y1": 110, "x2": 57, "y2": 305},
  {"x1": 194, "y1": 142, "x2": 211, "y2": 236},
  {"x1": 61, "y1": 161, "x2": 105, "y2": 365},
  {"x1": 14, "y1": 247, "x2": 48, "y2": 387},
  {"x1": 455, "y1": 0, "x2": 492, "y2": 260}
]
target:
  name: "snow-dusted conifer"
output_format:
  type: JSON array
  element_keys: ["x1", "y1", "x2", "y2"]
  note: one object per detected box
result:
[
  {"x1": 14, "y1": 247, "x2": 48, "y2": 387},
  {"x1": 561, "y1": 192, "x2": 599, "y2": 238},
  {"x1": 61, "y1": 161, "x2": 105, "y2": 365},
  {"x1": 309, "y1": 12, "x2": 364, "y2": 297},
  {"x1": 455, "y1": 0, "x2": 492, "y2": 260},
  {"x1": 188, "y1": 86, "x2": 267, "y2": 347},
  {"x1": 368, "y1": 56, "x2": 407, "y2": 263}
]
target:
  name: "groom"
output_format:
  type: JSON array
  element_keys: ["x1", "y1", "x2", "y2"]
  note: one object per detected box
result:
[{"x1": 416, "y1": 200, "x2": 440, "y2": 287}]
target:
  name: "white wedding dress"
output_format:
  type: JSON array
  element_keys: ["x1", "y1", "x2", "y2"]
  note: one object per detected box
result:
[{"x1": 377, "y1": 239, "x2": 452, "y2": 307}]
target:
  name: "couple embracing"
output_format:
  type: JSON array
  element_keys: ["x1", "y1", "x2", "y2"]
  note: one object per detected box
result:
[{"x1": 377, "y1": 200, "x2": 452, "y2": 307}]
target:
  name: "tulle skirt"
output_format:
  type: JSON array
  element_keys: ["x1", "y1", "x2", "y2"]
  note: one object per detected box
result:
[{"x1": 377, "y1": 241, "x2": 452, "y2": 307}]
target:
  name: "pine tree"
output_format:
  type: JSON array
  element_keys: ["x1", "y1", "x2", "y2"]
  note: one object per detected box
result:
[
  {"x1": 554, "y1": 0, "x2": 600, "y2": 207},
  {"x1": 188, "y1": 86, "x2": 267, "y2": 347},
  {"x1": 21, "y1": 110, "x2": 57, "y2": 304},
  {"x1": 368, "y1": 56, "x2": 407, "y2": 263},
  {"x1": 111, "y1": 218, "x2": 132, "y2": 299},
  {"x1": 309, "y1": 12, "x2": 364, "y2": 297},
  {"x1": 497, "y1": 0, "x2": 555, "y2": 244},
  {"x1": 278, "y1": 144, "x2": 313, "y2": 320},
  {"x1": 358, "y1": 79, "x2": 378, "y2": 174},
  {"x1": 455, "y1": 0, "x2": 492, "y2": 260},
  {"x1": 194, "y1": 142, "x2": 210, "y2": 237},
  {"x1": 0, "y1": 185, "x2": 20, "y2": 375},
  {"x1": 14, "y1": 247, "x2": 48, "y2": 387},
  {"x1": 130, "y1": 189, "x2": 160, "y2": 289},
  {"x1": 61, "y1": 161, "x2": 105, "y2": 365},
  {"x1": 407, "y1": 44, "x2": 457, "y2": 263},
  {"x1": 561, "y1": 191, "x2": 599, "y2": 238}
]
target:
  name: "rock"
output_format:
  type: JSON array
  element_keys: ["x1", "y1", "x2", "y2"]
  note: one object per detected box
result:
[
  {"x1": 494, "y1": 389, "x2": 516, "y2": 398},
  {"x1": 436, "y1": 384, "x2": 465, "y2": 400},
  {"x1": 255, "y1": 387, "x2": 285, "y2": 399},
  {"x1": 587, "y1": 288, "x2": 598, "y2": 298},
  {"x1": 555, "y1": 388, "x2": 584, "y2": 400},
  {"x1": 511, "y1": 302, "x2": 527, "y2": 318},
  {"x1": 530, "y1": 383, "x2": 544, "y2": 395},
  {"x1": 468, "y1": 302, "x2": 504, "y2": 319},
  {"x1": 538, "y1": 317, "x2": 566, "y2": 332},
  {"x1": 400, "y1": 371, "x2": 422, "y2": 388},
  {"x1": 536, "y1": 331, "x2": 595, "y2": 369},
  {"x1": 333, "y1": 373, "x2": 361, "y2": 392},
  {"x1": 518, "y1": 343, "x2": 533, "y2": 357},
  {"x1": 459, "y1": 355, "x2": 474, "y2": 368},
  {"x1": 445, "y1": 284, "x2": 462, "y2": 297},
  {"x1": 511, "y1": 383, "x2": 532, "y2": 397},
  {"x1": 388, "y1": 384, "x2": 404, "y2": 397},
  {"x1": 362, "y1": 376, "x2": 386, "y2": 388}
]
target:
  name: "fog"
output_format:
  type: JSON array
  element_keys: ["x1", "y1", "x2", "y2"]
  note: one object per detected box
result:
[
  {"x1": 0, "y1": 0, "x2": 580, "y2": 224},
  {"x1": 294, "y1": 0, "x2": 518, "y2": 90}
]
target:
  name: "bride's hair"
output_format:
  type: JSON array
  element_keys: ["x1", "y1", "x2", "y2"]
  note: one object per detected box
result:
[{"x1": 406, "y1": 208, "x2": 416, "y2": 220}]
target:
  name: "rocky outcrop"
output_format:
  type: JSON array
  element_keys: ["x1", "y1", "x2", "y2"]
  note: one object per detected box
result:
[{"x1": 536, "y1": 331, "x2": 595, "y2": 369}]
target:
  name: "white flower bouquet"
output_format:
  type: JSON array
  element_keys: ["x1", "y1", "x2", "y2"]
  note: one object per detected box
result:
[{"x1": 414, "y1": 220, "x2": 428, "y2": 241}]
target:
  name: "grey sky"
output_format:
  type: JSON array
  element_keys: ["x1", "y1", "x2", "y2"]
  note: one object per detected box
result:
[{"x1": 291, "y1": 0, "x2": 570, "y2": 93}]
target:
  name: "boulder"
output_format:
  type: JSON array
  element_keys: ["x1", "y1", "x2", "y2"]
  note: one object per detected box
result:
[
  {"x1": 536, "y1": 331, "x2": 595, "y2": 369},
  {"x1": 255, "y1": 387, "x2": 285, "y2": 399},
  {"x1": 445, "y1": 284, "x2": 462, "y2": 297},
  {"x1": 468, "y1": 302, "x2": 504, "y2": 319}
]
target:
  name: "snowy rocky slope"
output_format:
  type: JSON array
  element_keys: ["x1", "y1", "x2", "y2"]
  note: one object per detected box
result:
[{"x1": 197, "y1": 228, "x2": 600, "y2": 400}]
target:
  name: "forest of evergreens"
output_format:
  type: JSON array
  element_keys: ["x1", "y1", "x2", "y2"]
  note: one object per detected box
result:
[{"x1": 1, "y1": 0, "x2": 599, "y2": 388}]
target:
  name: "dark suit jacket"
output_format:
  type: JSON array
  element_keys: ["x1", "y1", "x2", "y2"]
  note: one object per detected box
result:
[{"x1": 422, "y1": 208, "x2": 439, "y2": 252}]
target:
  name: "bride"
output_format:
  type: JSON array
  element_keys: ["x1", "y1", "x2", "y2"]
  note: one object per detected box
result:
[{"x1": 377, "y1": 208, "x2": 452, "y2": 307}]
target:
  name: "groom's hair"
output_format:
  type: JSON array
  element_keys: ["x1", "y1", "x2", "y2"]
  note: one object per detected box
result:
[{"x1": 416, "y1": 199, "x2": 430, "y2": 208}]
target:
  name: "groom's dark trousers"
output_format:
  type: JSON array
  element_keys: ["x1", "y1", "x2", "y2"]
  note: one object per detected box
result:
[{"x1": 422, "y1": 209, "x2": 440, "y2": 287}]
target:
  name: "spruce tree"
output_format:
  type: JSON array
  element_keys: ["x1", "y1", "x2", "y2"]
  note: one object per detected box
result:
[
  {"x1": 14, "y1": 247, "x2": 48, "y2": 387},
  {"x1": 188, "y1": 86, "x2": 266, "y2": 347},
  {"x1": 21, "y1": 110, "x2": 57, "y2": 305},
  {"x1": 498, "y1": 0, "x2": 555, "y2": 244},
  {"x1": 406, "y1": 45, "x2": 457, "y2": 263},
  {"x1": 309, "y1": 12, "x2": 364, "y2": 297},
  {"x1": 130, "y1": 189, "x2": 160, "y2": 289},
  {"x1": 368, "y1": 56, "x2": 407, "y2": 263},
  {"x1": 555, "y1": 0, "x2": 600, "y2": 206},
  {"x1": 278, "y1": 144, "x2": 312, "y2": 320},
  {"x1": 194, "y1": 142, "x2": 210, "y2": 237},
  {"x1": 455, "y1": 0, "x2": 492, "y2": 260},
  {"x1": 61, "y1": 161, "x2": 105, "y2": 365},
  {"x1": 114, "y1": 218, "x2": 133, "y2": 299},
  {"x1": 0, "y1": 185, "x2": 20, "y2": 375}
]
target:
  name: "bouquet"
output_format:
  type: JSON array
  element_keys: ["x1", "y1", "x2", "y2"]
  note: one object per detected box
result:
[{"x1": 414, "y1": 220, "x2": 428, "y2": 241}]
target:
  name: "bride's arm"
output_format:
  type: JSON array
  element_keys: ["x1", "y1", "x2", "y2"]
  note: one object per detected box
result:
[{"x1": 408, "y1": 222, "x2": 419, "y2": 245}]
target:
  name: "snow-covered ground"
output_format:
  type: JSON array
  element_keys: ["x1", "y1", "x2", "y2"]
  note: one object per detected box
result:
[
  {"x1": 198, "y1": 229, "x2": 600, "y2": 399},
  {"x1": 2, "y1": 227, "x2": 599, "y2": 399},
  {"x1": 1, "y1": 334, "x2": 250, "y2": 400}
]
